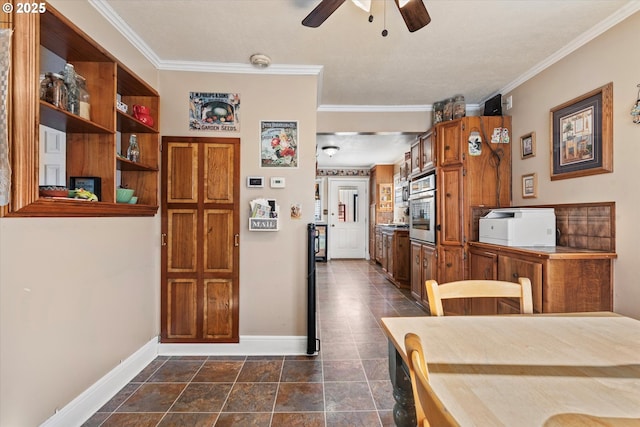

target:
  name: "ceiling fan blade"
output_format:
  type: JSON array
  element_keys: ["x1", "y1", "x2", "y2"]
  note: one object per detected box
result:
[
  {"x1": 302, "y1": 0, "x2": 348, "y2": 28},
  {"x1": 394, "y1": 0, "x2": 431, "y2": 32}
]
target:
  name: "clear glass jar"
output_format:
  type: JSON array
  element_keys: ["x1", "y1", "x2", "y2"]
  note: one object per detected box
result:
[
  {"x1": 40, "y1": 72, "x2": 68, "y2": 110},
  {"x1": 453, "y1": 95, "x2": 466, "y2": 119},
  {"x1": 64, "y1": 63, "x2": 79, "y2": 115},
  {"x1": 433, "y1": 101, "x2": 444, "y2": 124},
  {"x1": 127, "y1": 134, "x2": 140, "y2": 163},
  {"x1": 443, "y1": 97, "x2": 455, "y2": 121},
  {"x1": 76, "y1": 74, "x2": 91, "y2": 120}
]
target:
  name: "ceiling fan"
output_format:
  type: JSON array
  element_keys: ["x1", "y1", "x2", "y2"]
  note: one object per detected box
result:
[{"x1": 302, "y1": 0, "x2": 431, "y2": 33}]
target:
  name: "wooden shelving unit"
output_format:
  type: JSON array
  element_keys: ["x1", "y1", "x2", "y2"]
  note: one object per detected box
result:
[{"x1": 2, "y1": 1, "x2": 160, "y2": 217}]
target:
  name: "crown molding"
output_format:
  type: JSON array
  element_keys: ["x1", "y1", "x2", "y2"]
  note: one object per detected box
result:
[
  {"x1": 88, "y1": 0, "x2": 162, "y2": 68},
  {"x1": 498, "y1": 0, "x2": 640, "y2": 97}
]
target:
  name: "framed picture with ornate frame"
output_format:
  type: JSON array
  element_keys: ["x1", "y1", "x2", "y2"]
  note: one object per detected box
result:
[
  {"x1": 522, "y1": 173, "x2": 537, "y2": 199},
  {"x1": 520, "y1": 132, "x2": 536, "y2": 159},
  {"x1": 550, "y1": 82, "x2": 613, "y2": 181}
]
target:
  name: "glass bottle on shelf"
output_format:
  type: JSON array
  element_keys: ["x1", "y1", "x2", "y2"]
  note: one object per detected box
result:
[
  {"x1": 127, "y1": 134, "x2": 140, "y2": 163},
  {"x1": 40, "y1": 72, "x2": 68, "y2": 110},
  {"x1": 63, "y1": 63, "x2": 79, "y2": 115},
  {"x1": 77, "y1": 74, "x2": 91, "y2": 120}
]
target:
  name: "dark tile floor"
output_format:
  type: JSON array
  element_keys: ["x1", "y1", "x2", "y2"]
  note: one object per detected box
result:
[{"x1": 82, "y1": 259, "x2": 428, "y2": 427}]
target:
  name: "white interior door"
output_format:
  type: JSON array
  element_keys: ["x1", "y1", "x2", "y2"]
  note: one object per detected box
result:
[
  {"x1": 39, "y1": 125, "x2": 66, "y2": 186},
  {"x1": 328, "y1": 178, "x2": 368, "y2": 259}
]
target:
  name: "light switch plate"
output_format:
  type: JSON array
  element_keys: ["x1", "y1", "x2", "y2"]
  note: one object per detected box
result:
[{"x1": 270, "y1": 177, "x2": 285, "y2": 188}]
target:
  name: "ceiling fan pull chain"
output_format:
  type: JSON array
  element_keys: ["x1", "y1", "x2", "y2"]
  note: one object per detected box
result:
[{"x1": 382, "y1": 0, "x2": 389, "y2": 36}]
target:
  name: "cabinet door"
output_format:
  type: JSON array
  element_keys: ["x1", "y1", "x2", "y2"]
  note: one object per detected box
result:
[
  {"x1": 421, "y1": 131, "x2": 435, "y2": 171},
  {"x1": 410, "y1": 242, "x2": 423, "y2": 301},
  {"x1": 410, "y1": 140, "x2": 421, "y2": 175},
  {"x1": 438, "y1": 246, "x2": 465, "y2": 315},
  {"x1": 439, "y1": 167, "x2": 464, "y2": 246},
  {"x1": 467, "y1": 248, "x2": 499, "y2": 314},
  {"x1": 394, "y1": 232, "x2": 410, "y2": 283},
  {"x1": 437, "y1": 120, "x2": 463, "y2": 166},
  {"x1": 162, "y1": 137, "x2": 240, "y2": 343},
  {"x1": 421, "y1": 244, "x2": 437, "y2": 308},
  {"x1": 498, "y1": 256, "x2": 543, "y2": 313},
  {"x1": 386, "y1": 234, "x2": 395, "y2": 276},
  {"x1": 469, "y1": 248, "x2": 497, "y2": 280}
]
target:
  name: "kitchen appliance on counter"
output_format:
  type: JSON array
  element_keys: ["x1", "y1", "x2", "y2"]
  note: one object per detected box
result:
[
  {"x1": 479, "y1": 208, "x2": 556, "y2": 247},
  {"x1": 409, "y1": 173, "x2": 436, "y2": 244}
]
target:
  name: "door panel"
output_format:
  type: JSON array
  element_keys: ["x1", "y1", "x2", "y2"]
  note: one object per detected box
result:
[
  {"x1": 328, "y1": 179, "x2": 368, "y2": 259},
  {"x1": 204, "y1": 209, "x2": 234, "y2": 273},
  {"x1": 205, "y1": 144, "x2": 234, "y2": 203},
  {"x1": 166, "y1": 279, "x2": 198, "y2": 339},
  {"x1": 167, "y1": 143, "x2": 198, "y2": 203},
  {"x1": 204, "y1": 279, "x2": 234, "y2": 340},
  {"x1": 167, "y1": 210, "x2": 197, "y2": 272}
]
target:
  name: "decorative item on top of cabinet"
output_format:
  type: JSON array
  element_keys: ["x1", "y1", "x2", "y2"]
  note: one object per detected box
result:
[{"x1": 2, "y1": 2, "x2": 160, "y2": 217}]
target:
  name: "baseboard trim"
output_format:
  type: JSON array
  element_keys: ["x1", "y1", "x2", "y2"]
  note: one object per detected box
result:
[
  {"x1": 39, "y1": 335, "x2": 309, "y2": 426},
  {"x1": 39, "y1": 337, "x2": 158, "y2": 427},
  {"x1": 158, "y1": 335, "x2": 308, "y2": 356}
]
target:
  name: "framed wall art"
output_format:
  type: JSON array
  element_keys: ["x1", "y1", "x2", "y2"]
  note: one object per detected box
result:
[
  {"x1": 520, "y1": 132, "x2": 536, "y2": 159},
  {"x1": 522, "y1": 173, "x2": 537, "y2": 199},
  {"x1": 189, "y1": 92, "x2": 240, "y2": 132},
  {"x1": 260, "y1": 120, "x2": 298, "y2": 168},
  {"x1": 550, "y1": 82, "x2": 613, "y2": 180}
]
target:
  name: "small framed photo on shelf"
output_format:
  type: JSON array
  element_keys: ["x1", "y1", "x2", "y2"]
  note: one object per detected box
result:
[
  {"x1": 69, "y1": 176, "x2": 101, "y2": 200},
  {"x1": 520, "y1": 132, "x2": 536, "y2": 159},
  {"x1": 521, "y1": 173, "x2": 537, "y2": 199}
]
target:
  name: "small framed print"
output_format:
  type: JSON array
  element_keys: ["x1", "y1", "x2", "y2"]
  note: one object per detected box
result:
[
  {"x1": 520, "y1": 132, "x2": 536, "y2": 159},
  {"x1": 69, "y1": 176, "x2": 101, "y2": 200},
  {"x1": 522, "y1": 173, "x2": 537, "y2": 199}
]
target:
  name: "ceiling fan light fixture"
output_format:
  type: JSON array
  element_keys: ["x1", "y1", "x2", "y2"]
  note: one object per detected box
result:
[
  {"x1": 250, "y1": 53, "x2": 271, "y2": 69},
  {"x1": 322, "y1": 146, "x2": 340, "y2": 157},
  {"x1": 352, "y1": 0, "x2": 371, "y2": 12}
]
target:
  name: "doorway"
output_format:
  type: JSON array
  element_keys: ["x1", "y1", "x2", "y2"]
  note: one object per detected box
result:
[{"x1": 327, "y1": 178, "x2": 368, "y2": 259}]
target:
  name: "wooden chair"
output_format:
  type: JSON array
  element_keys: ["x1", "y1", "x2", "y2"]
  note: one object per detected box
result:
[
  {"x1": 425, "y1": 278, "x2": 533, "y2": 316},
  {"x1": 405, "y1": 332, "x2": 461, "y2": 427}
]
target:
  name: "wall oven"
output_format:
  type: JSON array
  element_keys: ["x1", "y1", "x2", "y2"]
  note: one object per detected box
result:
[{"x1": 409, "y1": 173, "x2": 436, "y2": 244}]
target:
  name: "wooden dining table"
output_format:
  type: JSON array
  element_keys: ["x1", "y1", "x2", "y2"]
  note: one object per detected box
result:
[{"x1": 381, "y1": 313, "x2": 640, "y2": 427}]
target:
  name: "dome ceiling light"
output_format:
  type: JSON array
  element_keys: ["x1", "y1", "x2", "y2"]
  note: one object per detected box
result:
[{"x1": 322, "y1": 146, "x2": 340, "y2": 157}]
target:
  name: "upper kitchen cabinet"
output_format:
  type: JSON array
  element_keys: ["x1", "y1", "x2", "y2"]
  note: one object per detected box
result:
[
  {"x1": 410, "y1": 130, "x2": 435, "y2": 177},
  {"x1": 1, "y1": 1, "x2": 160, "y2": 217}
]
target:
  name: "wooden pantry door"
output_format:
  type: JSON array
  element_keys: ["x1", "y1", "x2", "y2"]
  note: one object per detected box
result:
[{"x1": 161, "y1": 137, "x2": 240, "y2": 343}]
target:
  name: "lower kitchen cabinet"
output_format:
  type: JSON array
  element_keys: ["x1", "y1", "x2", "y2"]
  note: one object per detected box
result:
[
  {"x1": 379, "y1": 226, "x2": 410, "y2": 289},
  {"x1": 468, "y1": 242, "x2": 616, "y2": 314},
  {"x1": 411, "y1": 241, "x2": 437, "y2": 309}
]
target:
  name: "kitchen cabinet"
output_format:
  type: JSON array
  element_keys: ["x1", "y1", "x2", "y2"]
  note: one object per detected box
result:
[
  {"x1": 410, "y1": 130, "x2": 435, "y2": 177},
  {"x1": 2, "y1": 2, "x2": 159, "y2": 217},
  {"x1": 410, "y1": 241, "x2": 437, "y2": 308},
  {"x1": 380, "y1": 226, "x2": 410, "y2": 289},
  {"x1": 468, "y1": 242, "x2": 616, "y2": 314},
  {"x1": 369, "y1": 164, "x2": 394, "y2": 261},
  {"x1": 435, "y1": 116, "x2": 512, "y2": 282}
]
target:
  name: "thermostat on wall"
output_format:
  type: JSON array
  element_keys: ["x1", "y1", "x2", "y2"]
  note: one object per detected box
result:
[
  {"x1": 270, "y1": 177, "x2": 286, "y2": 188},
  {"x1": 247, "y1": 176, "x2": 264, "y2": 188}
]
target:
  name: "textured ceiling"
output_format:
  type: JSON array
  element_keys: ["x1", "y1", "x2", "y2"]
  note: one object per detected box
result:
[{"x1": 96, "y1": 0, "x2": 638, "y2": 166}]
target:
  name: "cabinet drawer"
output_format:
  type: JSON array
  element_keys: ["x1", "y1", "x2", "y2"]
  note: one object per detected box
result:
[{"x1": 498, "y1": 256, "x2": 542, "y2": 313}]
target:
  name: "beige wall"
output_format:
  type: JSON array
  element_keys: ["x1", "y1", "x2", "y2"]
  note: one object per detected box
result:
[
  {"x1": 507, "y1": 11, "x2": 640, "y2": 319},
  {"x1": 158, "y1": 71, "x2": 318, "y2": 336},
  {"x1": 0, "y1": 1, "x2": 161, "y2": 426}
]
